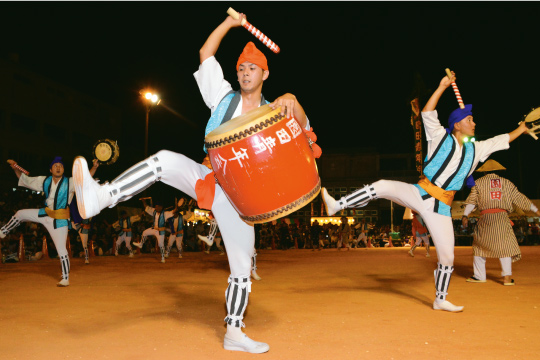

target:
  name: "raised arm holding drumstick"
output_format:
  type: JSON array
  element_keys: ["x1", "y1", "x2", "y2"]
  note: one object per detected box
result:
[
  {"x1": 321, "y1": 69, "x2": 531, "y2": 313},
  {"x1": 71, "y1": 9, "x2": 312, "y2": 354}
]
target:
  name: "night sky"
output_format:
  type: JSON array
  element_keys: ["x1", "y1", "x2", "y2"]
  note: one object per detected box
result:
[{"x1": 3, "y1": 1, "x2": 540, "y2": 198}]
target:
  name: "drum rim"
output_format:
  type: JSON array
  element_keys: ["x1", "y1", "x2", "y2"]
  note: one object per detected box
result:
[
  {"x1": 204, "y1": 105, "x2": 286, "y2": 150},
  {"x1": 524, "y1": 107, "x2": 540, "y2": 124},
  {"x1": 93, "y1": 139, "x2": 120, "y2": 165},
  {"x1": 239, "y1": 178, "x2": 321, "y2": 224}
]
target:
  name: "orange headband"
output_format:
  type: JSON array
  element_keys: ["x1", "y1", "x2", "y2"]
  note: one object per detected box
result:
[{"x1": 236, "y1": 42, "x2": 268, "y2": 71}]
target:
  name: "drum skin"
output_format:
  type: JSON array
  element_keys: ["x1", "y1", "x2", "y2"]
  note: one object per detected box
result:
[
  {"x1": 205, "y1": 104, "x2": 320, "y2": 224},
  {"x1": 93, "y1": 139, "x2": 120, "y2": 165}
]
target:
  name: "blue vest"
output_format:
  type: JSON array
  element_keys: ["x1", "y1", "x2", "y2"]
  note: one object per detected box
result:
[
  {"x1": 168, "y1": 216, "x2": 183, "y2": 234},
  {"x1": 153, "y1": 211, "x2": 166, "y2": 235},
  {"x1": 119, "y1": 217, "x2": 132, "y2": 237},
  {"x1": 414, "y1": 133, "x2": 475, "y2": 216},
  {"x1": 39, "y1": 176, "x2": 69, "y2": 229},
  {"x1": 203, "y1": 91, "x2": 269, "y2": 153}
]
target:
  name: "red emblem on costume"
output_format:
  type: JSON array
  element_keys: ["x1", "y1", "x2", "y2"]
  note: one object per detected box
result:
[
  {"x1": 490, "y1": 191, "x2": 502, "y2": 200},
  {"x1": 490, "y1": 179, "x2": 501, "y2": 189}
]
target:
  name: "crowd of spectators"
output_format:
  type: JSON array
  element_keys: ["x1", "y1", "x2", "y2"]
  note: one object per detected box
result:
[{"x1": 2, "y1": 188, "x2": 540, "y2": 261}]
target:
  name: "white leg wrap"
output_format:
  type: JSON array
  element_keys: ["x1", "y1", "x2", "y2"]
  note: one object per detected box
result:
[
  {"x1": 60, "y1": 254, "x2": 70, "y2": 280},
  {"x1": 251, "y1": 251, "x2": 258, "y2": 271},
  {"x1": 340, "y1": 184, "x2": 377, "y2": 209},
  {"x1": 1, "y1": 215, "x2": 22, "y2": 235},
  {"x1": 208, "y1": 219, "x2": 218, "y2": 244},
  {"x1": 500, "y1": 257, "x2": 512, "y2": 277},
  {"x1": 108, "y1": 155, "x2": 163, "y2": 205},
  {"x1": 225, "y1": 275, "x2": 251, "y2": 328},
  {"x1": 434, "y1": 263, "x2": 454, "y2": 302}
]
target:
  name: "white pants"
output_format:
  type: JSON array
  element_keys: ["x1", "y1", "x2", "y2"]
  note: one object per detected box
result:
[
  {"x1": 415, "y1": 234, "x2": 430, "y2": 246},
  {"x1": 142, "y1": 228, "x2": 166, "y2": 247},
  {"x1": 80, "y1": 232, "x2": 89, "y2": 250},
  {"x1": 473, "y1": 256, "x2": 512, "y2": 280},
  {"x1": 167, "y1": 233, "x2": 183, "y2": 249},
  {"x1": 373, "y1": 180, "x2": 454, "y2": 265},
  {"x1": 151, "y1": 150, "x2": 254, "y2": 278},
  {"x1": 12, "y1": 209, "x2": 68, "y2": 257},
  {"x1": 356, "y1": 232, "x2": 368, "y2": 246},
  {"x1": 116, "y1": 233, "x2": 133, "y2": 250}
]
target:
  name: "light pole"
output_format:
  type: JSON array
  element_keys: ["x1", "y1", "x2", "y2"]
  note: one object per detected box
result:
[{"x1": 140, "y1": 90, "x2": 161, "y2": 158}]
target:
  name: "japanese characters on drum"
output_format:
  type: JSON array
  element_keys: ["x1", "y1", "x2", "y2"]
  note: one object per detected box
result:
[{"x1": 213, "y1": 118, "x2": 303, "y2": 175}]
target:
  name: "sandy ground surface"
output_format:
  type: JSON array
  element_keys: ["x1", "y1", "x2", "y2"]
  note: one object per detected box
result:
[{"x1": 1, "y1": 246, "x2": 540, "y2": 360}]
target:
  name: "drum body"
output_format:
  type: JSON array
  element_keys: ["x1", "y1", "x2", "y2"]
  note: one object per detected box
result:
[
  {"x1": 205, "y1": 104, "x2": 320, "y2": 224},
  {"x1": 93, "y1": 139, "x2": 120, "y2": 165}
]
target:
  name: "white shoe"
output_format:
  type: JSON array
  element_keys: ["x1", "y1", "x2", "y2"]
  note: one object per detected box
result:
[
  {"x1": 165, "y1": 253, "x2": 170, "y2": 258},
  {"x1": 57, "y1": 279, "x2": 70, "y2": 287},
  {"x1": 204, "y1": 250, "x2": 210, "y2": 254},
  {"x1": 128, "y1": 252, "x2": 134, "y2": 258},
  {"x1": 115, "y1": 252, "x2": 118, "y2": 256},
  {"x1": 408, "y1": 250, "x2": 414, "y2": 257},
  {"x1": 178, "y1": 254, "x2": 182, "y2": 258},
  {"x1": 219, "y1": 251, "x2": 225, "y2": 256},
  {"x1": 251, "y1": 270, "x2": 262, "y2": 281},
  {"x1": 198, "y1": 235, "x2": 213, "y2": 247},
  {"x1": 426, "y1": 253, "x2": 431, "y2": 258},
  {"x1": 0, "y1": 230, "x2": 6, "y2": 239},
  {"x1": 321, "y1": 187, "x2": 341, "y2": 216},
  {"x1": 72, "y1": 156, "x2": 112, "y2": 219},
  {"x1": 85, "y1": 259, "x2": 89, "y2": 264},
  {"x1": 223, "y1": 334, "x2": 269, "y2": 354},
  {"x1": 132, "y1": 242, "x2": 143, "y2": 249},
  {"x1": 433, "y1": 300, "x2": 464, "y2": 312},
  {"x1": 161, "y1": 258, "x2": 166, "y2": 263}
]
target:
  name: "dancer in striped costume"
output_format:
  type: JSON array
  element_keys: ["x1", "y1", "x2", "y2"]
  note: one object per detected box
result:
[
  {"x1": 322, "y1": 72, "x2": 531, "y2": 312},
  {"x1": 1, "y1": 157, "x2": 97, "y2": 286},
  {"x1": 71, "y1": 11, "x2": 309, "y2": 353},
  {"x1": 463, "y1": 160, "x2": 540, "y2": 285}
]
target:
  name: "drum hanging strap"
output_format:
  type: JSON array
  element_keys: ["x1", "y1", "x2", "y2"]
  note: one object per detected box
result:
[{"x1": 220, "y1": 91, "x2": 267, "y2": 125}]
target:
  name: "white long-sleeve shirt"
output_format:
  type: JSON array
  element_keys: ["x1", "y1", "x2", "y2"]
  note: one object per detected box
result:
[
  {"x1": 421, "y1": 110, "x2": 510, "y2": 189},
  {"x1": 18, "y1": 173, "x2": 74, "y2": 209},
  {"x1": 193, "y1": 56, "x2": 311, "y2": 130}
]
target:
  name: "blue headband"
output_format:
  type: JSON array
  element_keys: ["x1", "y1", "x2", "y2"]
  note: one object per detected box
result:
[
  {"x1": 50, "y1": 156, "x2": 63, "y2": 169},
  {"x1": 447, "y1": 104, "x2": 473, "y2": 133}
]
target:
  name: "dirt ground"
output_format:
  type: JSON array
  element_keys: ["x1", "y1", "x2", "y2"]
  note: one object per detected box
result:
[{"x1": 1, "y1": 246, "x2": 540, "y2": 360}]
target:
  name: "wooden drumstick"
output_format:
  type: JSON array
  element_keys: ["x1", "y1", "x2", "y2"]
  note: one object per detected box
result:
[
  {"x1": 7, "y1": 159, "x2": 29, "y2": 175},
  {"x1": 227, "y1": 7, "x2": 281, "y2": 54},
  {"x1": 445, "y1": 68, "x2": 465, "y2": 109}
]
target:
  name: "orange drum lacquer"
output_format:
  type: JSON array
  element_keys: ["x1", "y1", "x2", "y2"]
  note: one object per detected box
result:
[{"x1": 204, "y1": 104, "x2": 321, "y2": 224}]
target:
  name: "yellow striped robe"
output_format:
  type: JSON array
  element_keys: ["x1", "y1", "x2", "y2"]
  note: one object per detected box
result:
[{"x1": 464, "y1": 173, "x2": 533, "y2": 262}]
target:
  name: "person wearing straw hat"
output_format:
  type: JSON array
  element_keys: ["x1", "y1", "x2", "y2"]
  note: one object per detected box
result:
[
  {"x1": 462, "y1": 159, "x2": 540, "y2": 285},
  {"x1": 321, "y1": 71, "x2": 531, "y2": 312},
  {"x1": 0, "y1": 156, "x2": 98, "y2": 286}
]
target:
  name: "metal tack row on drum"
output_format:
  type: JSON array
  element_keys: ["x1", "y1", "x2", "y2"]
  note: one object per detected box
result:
[{"x1": 205, "y1": 104, "x2": 321, "y2": 224}]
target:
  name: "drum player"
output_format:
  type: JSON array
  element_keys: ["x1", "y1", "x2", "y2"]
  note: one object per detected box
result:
[{"x1": 71, "y1": 11, "x2": 311, "y2": 354}]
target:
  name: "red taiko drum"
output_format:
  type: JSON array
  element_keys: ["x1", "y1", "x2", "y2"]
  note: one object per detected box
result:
[{"x1": 204, "y1": 104, "x2": 321, "y2": 224}]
